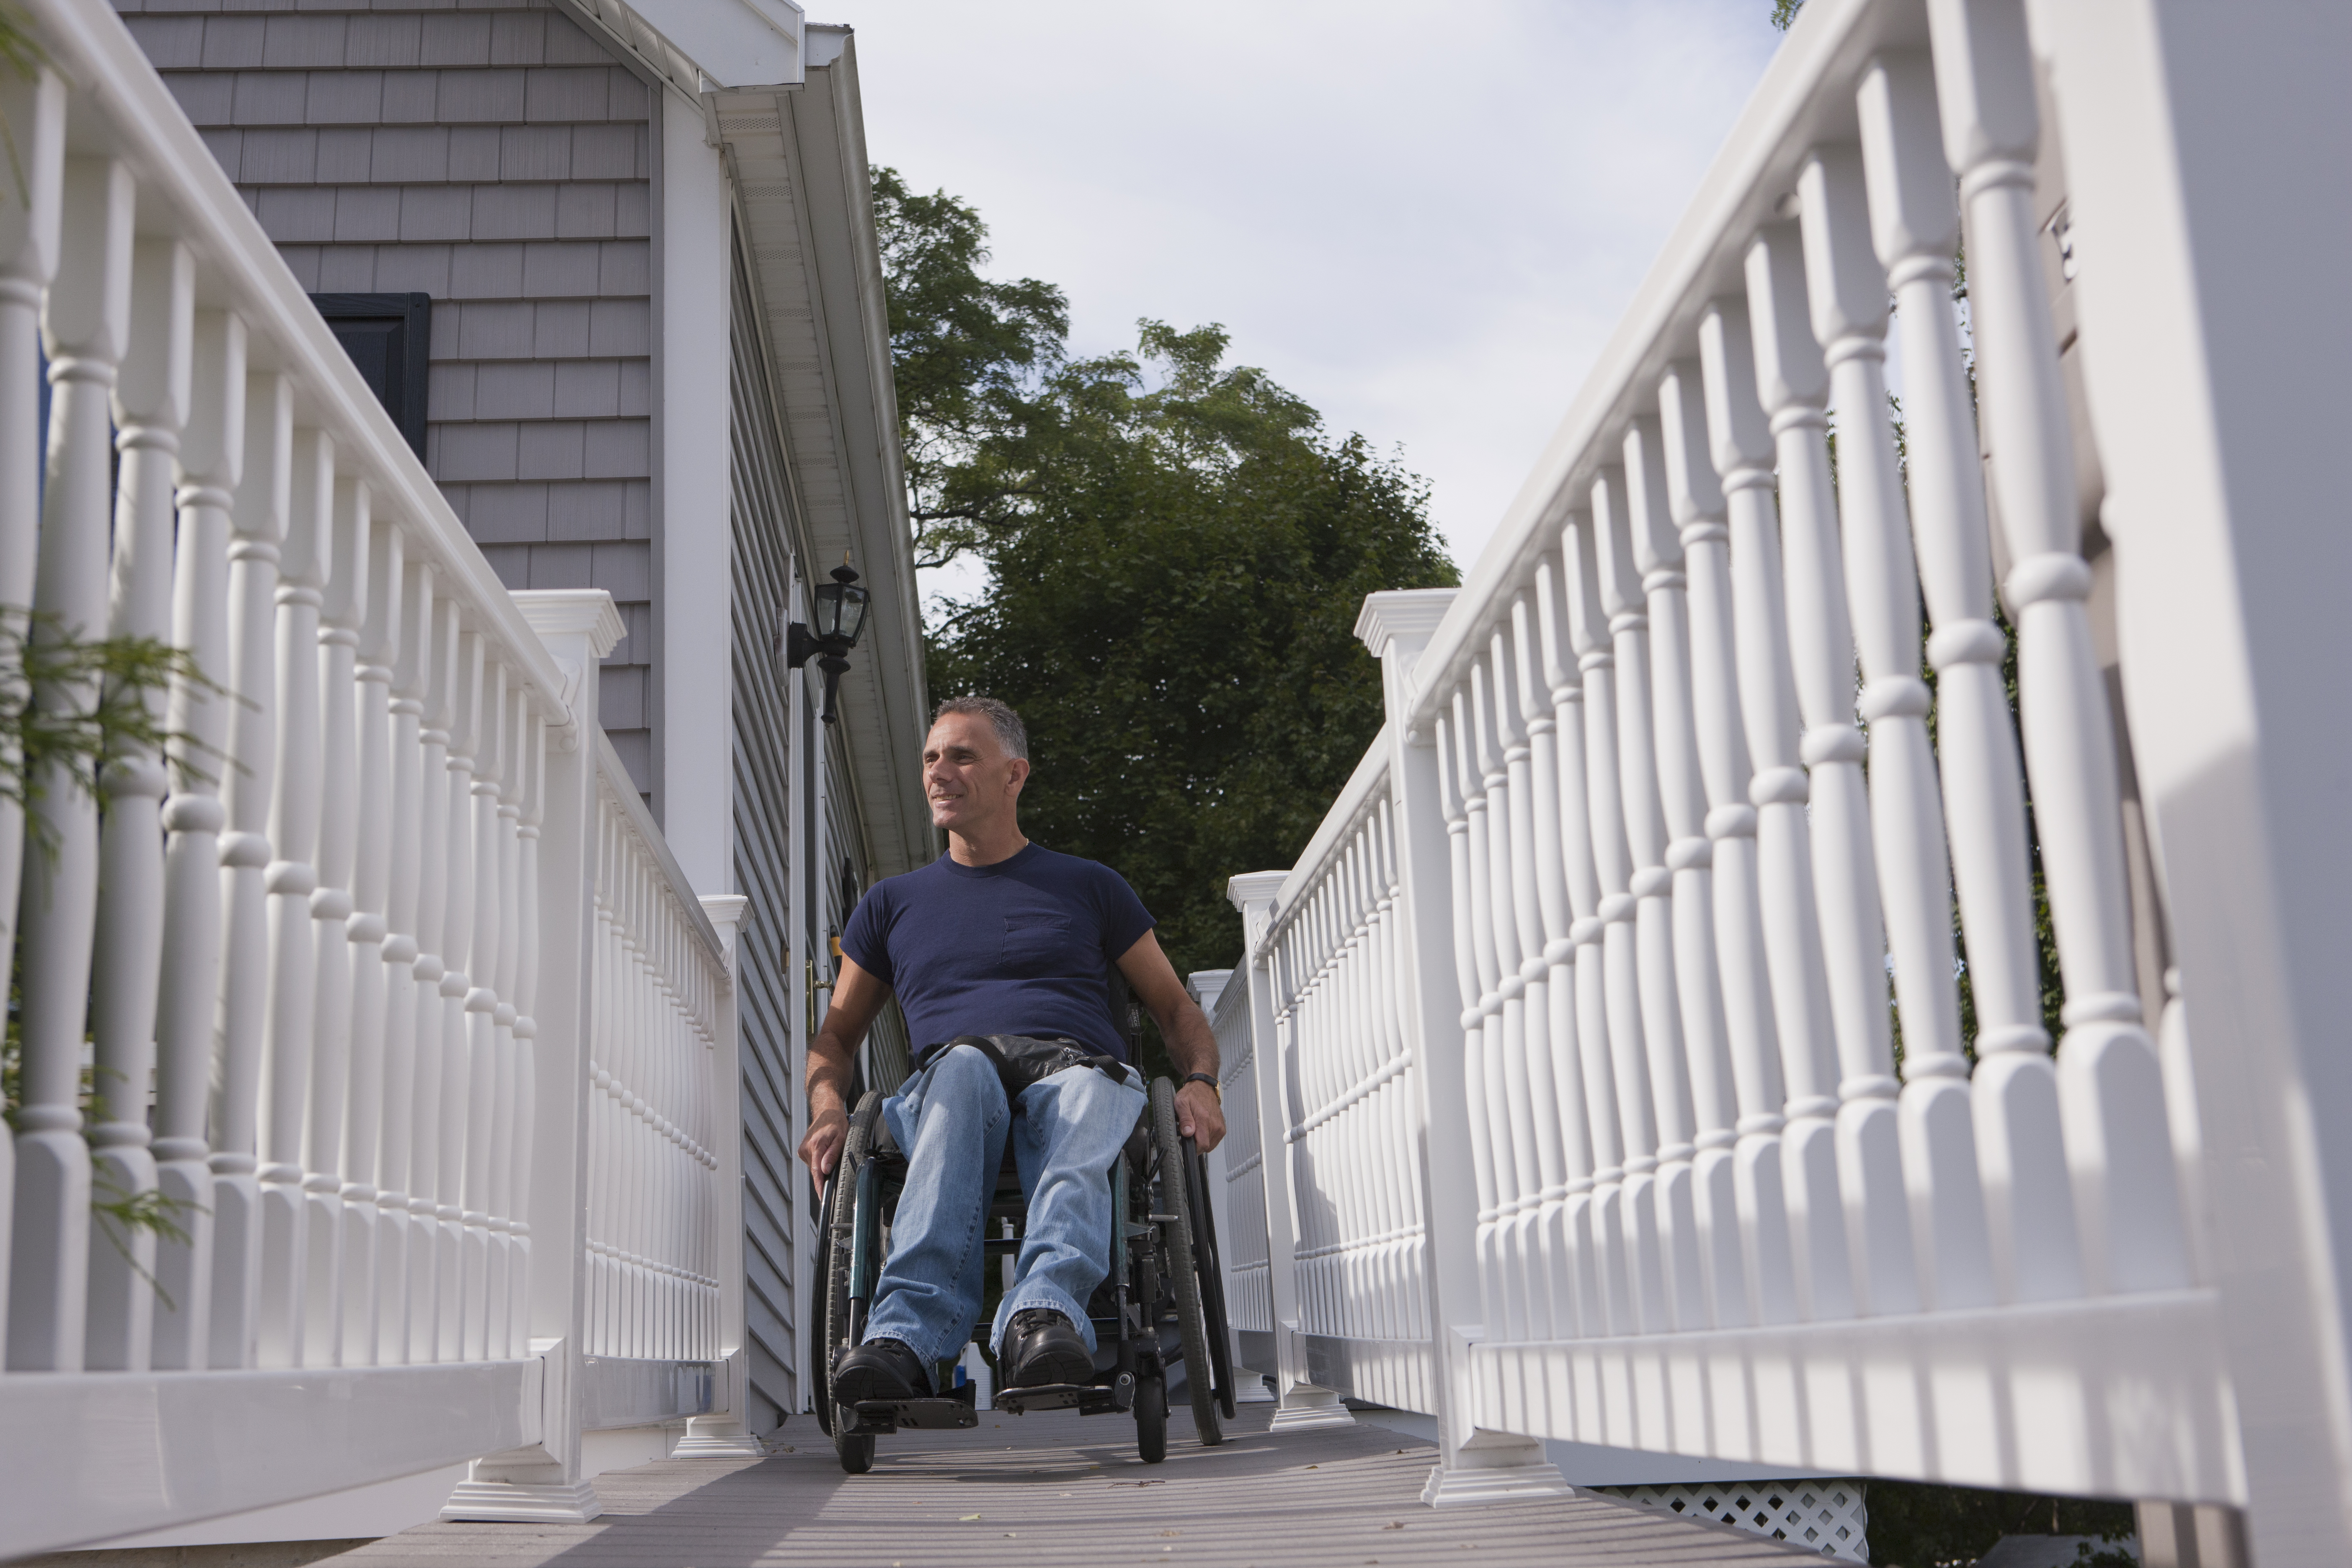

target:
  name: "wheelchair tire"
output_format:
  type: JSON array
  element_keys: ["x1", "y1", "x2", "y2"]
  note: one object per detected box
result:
[
  {"x1": 827, "y1": 1092, "x2": 887, "y2": 1474},
  {"x1": 1150, "y1": 1079, "x2": 1223, "y2": 1447},
  {"x1": 813, "y1": 1170, "x2": 838, "y2": 1438},
  {"x1": 1181, "y1": 1124, "x2": 1239, "y2": 1422},
  {"x1": 1135, "y1": 1371, "x2": 1168, "y2": 1465}
]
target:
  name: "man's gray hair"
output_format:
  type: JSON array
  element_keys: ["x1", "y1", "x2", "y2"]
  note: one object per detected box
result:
[{"x1": 932, "y1": 695, "x2": 1029, "y2": 761}]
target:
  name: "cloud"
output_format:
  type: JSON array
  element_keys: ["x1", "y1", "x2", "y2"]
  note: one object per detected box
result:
[{"x1": 823, "y1": 0, "x2": 1781, "y2": 575}]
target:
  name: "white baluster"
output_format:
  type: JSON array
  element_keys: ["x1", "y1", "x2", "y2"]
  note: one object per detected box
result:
[
  {"x1": 1595, "y1": 466, "x2": 1705, "y2": 1333},
  {"x1": 1530, "y1": 561, "x2": 1603, "y2": 1338},
  {"x1": 487, "y1": 684, "x2": 527, "y2": 1357},
  {"x1": 1805, "y1": 139, "x2": 1968, "y2": 1318},
  {"x1": 1626, "y1": 413, "x2": 1744, "y2": 1329},
  {"x1": 460, "y1": 659, "x2": 506, "y2": 1358},
  {"x1": 342, "y1": 516, "x2": 402, "y2": 1364},
  {"x1": 256, "y1": 427, "x2": 333, "y2": 1368},
  {"x1": 374, "y1": 547, "x2": 428, "y2": 1363},
  {"x1": 1750, "y1": 217, "x2": 1907, "y2": 1322},
  {"x1": 508, "y1": 710, "x2": 547, "y2": 1357},
  {"x1": 1658, "y1": 357, "x2": 1795, "y2": 1328},
  {"x1": 86, "y1": 236, "x2": 193, "y2": 1370},
  {"x1": 1854, "y1": 48, "x2": 2002, "y2": 1314},
  {"x1": 0, "y1": 62, "x2": 65, "y2": 1357},
  {"x1": 212, "y1": 372, "x2": 293, "y2": 1370},
  {"x1": 152, "y1": 309, "x2": 245, "y2": 1369},
  {"x1": 1551, "y1": 526, "x2": 1630, "y2": 1334},
  {"x1": 439, "y1": 631, "x2": 485, "y2": 1357},
  {"x1": 301, "y1": 476, "x2": 368, "y2": 1365},
  {"x1": 1435, "y1": 704, "x2": 1501, "y2": 1335},
  {"x1": 12, "y1": 157, "x2": 133, "y2": 1372},
  {"x1": 1478, "y1": 646, "x2": 1542, "y2": 1341},
  {"x1": 1698, "y1": 297, "x2": 1852, "y2": 1322},
  {"x1": 1926, "y1": 0, "x2": 2186, "y2": 1296},
  {"x1": 1564, "y1": 509, "x2": 1663, "y2": 1331},
  {"x1": 408, "y1": 585, "x2": 456, "y2": 1359},
  {"x1": 1497, "y1": 621, "x2": 1571, "y2": 1341},
  {"x1": 1509, "y1": 596, "x2": 1586, "y2": 1339}
]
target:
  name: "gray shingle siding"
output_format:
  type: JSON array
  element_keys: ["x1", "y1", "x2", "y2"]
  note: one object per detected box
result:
[{"x1": 119, "y1": 0, "x2": 657, "y2": 792}]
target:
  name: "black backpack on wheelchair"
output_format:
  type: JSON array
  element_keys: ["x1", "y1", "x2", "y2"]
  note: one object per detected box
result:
[{"x1": 811, "y1": 967, "x2": 1237, "y2": 1472}]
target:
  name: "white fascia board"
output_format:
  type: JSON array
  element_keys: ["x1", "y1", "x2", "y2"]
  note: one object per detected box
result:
[{"x1": 565, "y1": 0, "x2": 806, "y2": 95}]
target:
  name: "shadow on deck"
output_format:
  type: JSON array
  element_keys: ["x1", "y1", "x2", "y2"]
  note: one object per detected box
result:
[{"x1": 337, "y1": 1406, "x2": 1815, "y2": 1566}]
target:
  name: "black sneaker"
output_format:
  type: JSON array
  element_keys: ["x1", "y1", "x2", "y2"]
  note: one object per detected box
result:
[
  {"x1": 833, "y1": 1337, "x2": 931, "y2": 1404},
  {"x1": 1000, "y1": 1308, "x2": 1092, "y2": 1388}
]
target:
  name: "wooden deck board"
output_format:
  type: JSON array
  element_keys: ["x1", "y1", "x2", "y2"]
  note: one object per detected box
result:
[{"x1": 339, "y1": 1406, "x2": 1812, "y2": 1566}]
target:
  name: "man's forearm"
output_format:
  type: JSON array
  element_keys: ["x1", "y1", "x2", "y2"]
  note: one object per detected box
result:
[
  {"x1": 1159, "y1": 1001, "x2": 1219, "y2": 1081},
  {"x1": 806, "y1": 1033, "x2": 857, "y2": 1117}
]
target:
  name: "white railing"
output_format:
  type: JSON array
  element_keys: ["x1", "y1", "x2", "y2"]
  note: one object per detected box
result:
[
  {"x1": 1216, "y1": 0, "x2": 2352, "y2": 1550},
  {"x1": 0, "y1": 2, "x2": 749, "y2": 1553},
  {"x1": 585, "y1": 746, "x2": 727, "y2": 1367}
]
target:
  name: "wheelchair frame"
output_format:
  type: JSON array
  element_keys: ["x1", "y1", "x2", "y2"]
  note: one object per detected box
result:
[{"x1": 813, "y1": 1074, "x2": 1237, "y2": 1472}]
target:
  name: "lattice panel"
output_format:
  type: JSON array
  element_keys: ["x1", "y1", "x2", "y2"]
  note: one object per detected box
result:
[{"x1": 1599, "y1": 1480, "x2": 1869, "y2": 1562}]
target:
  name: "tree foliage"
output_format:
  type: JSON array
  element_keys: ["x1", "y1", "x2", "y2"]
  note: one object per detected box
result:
[
  {"x1": 873, "y1": 171, "x2": 1456, "y2": 987},
  {"x1": 872, "y1": 168, "x2": 1069, "y2": 572}
]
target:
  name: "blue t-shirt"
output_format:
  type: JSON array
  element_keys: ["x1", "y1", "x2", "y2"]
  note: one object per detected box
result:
[{"x1": 840, "y1": 843, "x2": 1156, "y2": 1062}]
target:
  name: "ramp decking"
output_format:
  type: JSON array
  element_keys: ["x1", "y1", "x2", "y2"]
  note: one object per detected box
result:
[{"x1": 336, "y1": 1406, "x2": 1813, "y2": 1567}]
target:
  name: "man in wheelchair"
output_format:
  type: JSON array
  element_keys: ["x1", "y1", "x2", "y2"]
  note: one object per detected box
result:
[{"x1": 797, "y1": 695, "x2": 1226, "y2": 1409}]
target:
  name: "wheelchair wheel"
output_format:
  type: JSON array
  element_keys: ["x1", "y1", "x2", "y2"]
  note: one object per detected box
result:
[
  {"x1": 1149, "y1": 1079, "x2": 1223, "y2": 1447},
  {"x1": 813, "y1": 1170, "x2": 838, "y2": 1438},
  {"x1": 1135, "y1": 1370, "x2": 1168, "y2": 1464},
  {"x1": 1181, "y1": 1116, "x2": 1239, "y2": 1422},
  {"x1": 826, "y1": 1091, "x2": 887, "y2": 1475}
]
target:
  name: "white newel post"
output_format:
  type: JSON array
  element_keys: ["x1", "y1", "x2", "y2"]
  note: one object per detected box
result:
[
  {"x1": 1225, "y1": 869, "x2": 1348, "y2": 1434},
  {"x1": 2030, "y1": 0, "x2": 2352, "y2": 1557},
  {"x1": 677, "y1": 891, "x2": 765, "y2": 1459},
  {"x1": 1359, "y1": 589, "x2": 1569, "y2": 1507},
  {"x1": 443, "y1": 588, "x2": 624, "y2": 1524}
]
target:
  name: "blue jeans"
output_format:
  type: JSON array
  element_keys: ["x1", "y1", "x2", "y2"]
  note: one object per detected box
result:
[{"x1": 862, "y1": 1042, "x2": 1146, "y2": 1367}]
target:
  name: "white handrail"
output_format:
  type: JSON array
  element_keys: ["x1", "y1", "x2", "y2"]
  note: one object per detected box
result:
[{"x1": 1217, "y1": 0, "x2": 2352, "y2": 1545}]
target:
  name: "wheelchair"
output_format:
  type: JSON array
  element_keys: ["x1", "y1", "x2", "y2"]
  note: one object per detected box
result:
[{"x1": 812, "y1": 1025, "x2": 1237, "y2": 1473}]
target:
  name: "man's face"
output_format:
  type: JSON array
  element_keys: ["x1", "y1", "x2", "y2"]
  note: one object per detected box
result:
[{"x1": 923, "y1": 712, "x2": 1027, "y2": 836}]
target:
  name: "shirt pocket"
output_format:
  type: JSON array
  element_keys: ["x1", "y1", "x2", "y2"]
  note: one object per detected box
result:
[{"x1": 1000, "y1": 912, "x2": 1074, "y2": 977}]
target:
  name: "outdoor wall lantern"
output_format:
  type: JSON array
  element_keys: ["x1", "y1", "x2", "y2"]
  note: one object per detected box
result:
[{"x1": 784, "y1": 556, "x2": 872, "y2": 725}]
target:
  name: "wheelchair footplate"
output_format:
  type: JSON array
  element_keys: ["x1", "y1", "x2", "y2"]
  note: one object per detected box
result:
[
  {"x1": 847, "y1": 1379, "x2": 980, "y2": 1436},
  {"x1": 992, "y1": 1371, "x2": 1135, "y2": 1417}
]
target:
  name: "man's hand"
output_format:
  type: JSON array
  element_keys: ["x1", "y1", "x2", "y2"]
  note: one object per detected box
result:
[
  {"x1": 799, "y1": 1104, "x2": 849, "y2": 1180},
  {"x1": 1175, "y1": 1078, "x2": 1225, "y2": 1153},
  {"x1": 1116, "y1": 930, "x2": 1228, "y2": 1155},
  {"x1": 799, "y1": 955, "x2": 890, "y2": 1181}
]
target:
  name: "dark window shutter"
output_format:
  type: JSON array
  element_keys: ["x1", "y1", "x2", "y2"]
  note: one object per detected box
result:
[{"x1": 309, "y1": 292, "x2": 432, "y2": 460}]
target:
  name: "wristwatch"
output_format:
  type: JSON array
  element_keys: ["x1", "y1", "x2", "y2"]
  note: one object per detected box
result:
[{"x1": 1182, "y1": 1071, "x2": 1222, "y2": 1104}]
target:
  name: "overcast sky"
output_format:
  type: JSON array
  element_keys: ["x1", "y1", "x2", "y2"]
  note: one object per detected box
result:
[{"x1": 813, "y1": 0, "x2": 1786, "y2": 600}]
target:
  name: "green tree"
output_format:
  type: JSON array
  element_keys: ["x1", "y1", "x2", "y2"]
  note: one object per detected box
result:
[
  {"x1": 871, "y1": 168, "x2": 1069, "y2": 572},
  {"x1": 924, "y1": 320, "x2": 1455, "y2": 988}
]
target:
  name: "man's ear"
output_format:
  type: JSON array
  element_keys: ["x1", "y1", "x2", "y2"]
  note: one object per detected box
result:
[{"x1": 1006, "y1": 757, "x2": 1029, "y2": 797}]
